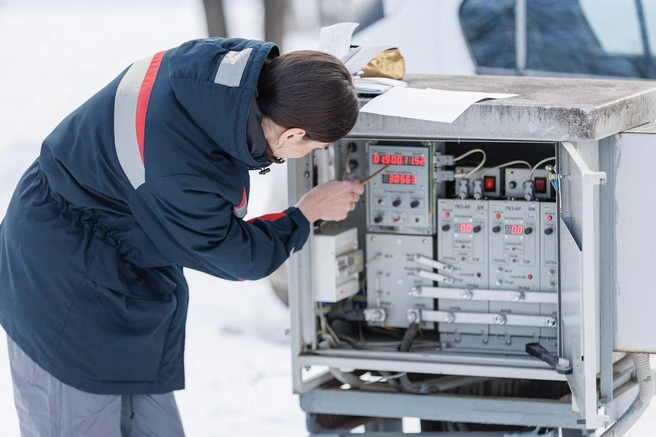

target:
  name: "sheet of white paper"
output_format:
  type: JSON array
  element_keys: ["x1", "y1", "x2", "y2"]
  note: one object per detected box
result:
[
  {"x1": 342, "y1": 44, "x2": 395, "y2": 74},
  {"x1": 359, "y1": 87, "x2": 517, "y2": 123},
  {"x1": 317, "y1": 22, "x2": 359, "y2": 59}
]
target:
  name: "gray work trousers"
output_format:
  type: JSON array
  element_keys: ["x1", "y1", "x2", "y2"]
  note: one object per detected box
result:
[{"x1": 7, "y1": 335, "x2": 186, "y2": 437}]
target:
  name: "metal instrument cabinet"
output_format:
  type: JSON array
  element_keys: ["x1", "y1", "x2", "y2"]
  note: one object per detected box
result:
[{"x1": 286, "y1": 75, "x2": 656, "y2": 435}]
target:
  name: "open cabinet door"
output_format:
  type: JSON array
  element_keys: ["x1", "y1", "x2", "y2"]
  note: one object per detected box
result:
[{"x1": 558, "y1": 141, "x2": 609, "y2": 429}]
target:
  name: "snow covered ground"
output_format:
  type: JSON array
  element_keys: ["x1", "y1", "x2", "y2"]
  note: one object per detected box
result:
[{"x1": 1, "y1": 1, "x2": 656, "y2": 436}]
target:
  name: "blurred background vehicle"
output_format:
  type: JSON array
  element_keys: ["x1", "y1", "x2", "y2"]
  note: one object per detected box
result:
[{"x1": 352, "y1": 0, "x2": 656, "y2": 78}]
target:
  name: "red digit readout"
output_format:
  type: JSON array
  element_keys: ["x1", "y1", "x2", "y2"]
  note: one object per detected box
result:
[
  {"x1": 372, "y1": 154, "x2": 425, "y2": 167},
  {"x1": 382, "y1": 174, "x2": 417, "y2": 185},
  {"x1": 458, "y1": 223, "x2": 473, "y2": 234},
  {"x1": 411, "y1": 156, "x2": 426, "y2": 166},
  {"x1": 505, "y1": 225, "x2": 524, "y2": 235}
]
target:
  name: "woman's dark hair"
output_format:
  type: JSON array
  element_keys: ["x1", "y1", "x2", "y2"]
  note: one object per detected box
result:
[{"x1": 257, "y1": 50, "x2": 359, "y2": 144}]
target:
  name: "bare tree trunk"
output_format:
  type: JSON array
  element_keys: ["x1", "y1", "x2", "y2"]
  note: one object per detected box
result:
[
  {"x1": 203, "y1": 0, "x2": 228, "y2": 38},
  {"x1": 264, "y1": 0, "x2": 288, "y2": 50},
  {"x1": 264, "y1": 0, "x2": 290, "y2": 305}
]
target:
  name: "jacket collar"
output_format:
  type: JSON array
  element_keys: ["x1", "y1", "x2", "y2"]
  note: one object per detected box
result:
[{"x1": 245, "y1": 98, "x2": 272, "y2": 173}]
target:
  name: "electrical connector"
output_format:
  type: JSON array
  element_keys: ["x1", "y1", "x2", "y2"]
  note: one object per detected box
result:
[
  {"x1": 435, "y1": 154, "x2": 455, "y2": 167},
  {"x1": 523, "y1": 180, "x2": 534, "y2": 201},
  {"x1": 436, "y1": 170, "x2": 455, "y2": 183},
  {"x1": 472, "y1": 179, "x2": 483, "y2": 200},
  {"x1": 458, "y1": 179, "x2": 470, "y2": 199}
]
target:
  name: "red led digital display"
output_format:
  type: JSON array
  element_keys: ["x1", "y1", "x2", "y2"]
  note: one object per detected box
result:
[
  {"x1": 505, "y1": 224, "x2": 524, "y2": 235},
  {"x1": 372, "y1": 153, "x2": 426, "y2": 166},
  {"x1": 458, "y1": 223, "x2": 473, "y2": 234},
  {"x1": 382, "y1": 173, "x2": 417, "y2": 185}
]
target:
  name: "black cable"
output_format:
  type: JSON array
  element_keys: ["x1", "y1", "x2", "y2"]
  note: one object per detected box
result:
[
  {"x1": 398, "y1": 321, "x2": 419, "y2": 352},
  {"x1": 396, "y1": 322, "x2": 436, "y2": 393}
]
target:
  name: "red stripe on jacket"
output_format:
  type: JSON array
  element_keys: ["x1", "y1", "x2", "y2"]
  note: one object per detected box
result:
[
  {"x1": 247, "y1": 212, "x2": 287, "y2": 224},
  {"x1": 236, "y1": 187, "x2": 247, "y2": 209},
  {"x1": 135, "y1": 51, "x2": 165, "y2": 163}
]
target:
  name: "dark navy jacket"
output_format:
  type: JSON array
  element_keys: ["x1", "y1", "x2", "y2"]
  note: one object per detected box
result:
[{"x1": 0, "y1": 38, "x2": 310, "y2": 394}]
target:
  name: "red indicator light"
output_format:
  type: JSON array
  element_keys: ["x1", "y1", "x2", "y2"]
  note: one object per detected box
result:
[
  {"x1": 547, "y1": 215, "x2": 553, "y2": 221},
  {"x1": 483, "y1": 176, "x2": 496, "y2": 192},
  {"x1": 527, "y1": 274, "x2": 533, "y2": 280},
  {"x1": 495, "y1": 213, "x2": 501, "y2": 219},
  {"x1": 534, "y1": 177, "x2": 547, "y2": 194},
  {"x1": 445, "y1": 212, "x2": 450, "y2": 218}
]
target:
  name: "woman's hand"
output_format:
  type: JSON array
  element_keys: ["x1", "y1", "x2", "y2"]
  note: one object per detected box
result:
[{"x1": 296, "y1": 180, "x2": 365, "y2": 223}]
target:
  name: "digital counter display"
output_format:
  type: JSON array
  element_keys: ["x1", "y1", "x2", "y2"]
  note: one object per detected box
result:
[
  {"x1": 457, "y1": 223, "x2": 473, "y2": 234},
  {"x1": 505, "y1": 224, "x2": 524, "y2": 235},
  {"x1": 372, "y1": 153, "x2": 426, "y2": 167},
  {"x1": 382, "y1": 173, "x2": 417, "y2": 185}
]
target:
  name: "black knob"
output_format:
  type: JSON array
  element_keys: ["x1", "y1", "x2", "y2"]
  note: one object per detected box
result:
[
  {"x1": 410, "y1": 200, "x2": 420, "y2": 208},
  {"x1": 442, "y1": 224, "x2": 451, "y2": 231},
  {"x1": 392, "y1": 199, "x2": 401, "y2": 207},
  {"x1": 509, "y1": 181, "x2": 517, "y2": 189},
  {"x1": 493, "y1": 226, "x2": 501, "y2": 233},
  {"x1": 545, "y1": 228, "x2": 554, "y2": 235},
  {"x1": 473, "y1": 225, "x2": 482, "y2": 233},
  {"x1": 348, "y1": 159, "x2": 359, "y2": 170},
  {"x1": 524, "y1": 227, "x2": 533, "y2": 235},
  {"x1": 374, "y1": 215, "x2": 383, "y2": 223}
]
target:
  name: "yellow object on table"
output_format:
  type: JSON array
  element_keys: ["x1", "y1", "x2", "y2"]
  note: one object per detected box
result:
[{"x1": 360, "y1": 48, "x2": 405, "y2": 80}]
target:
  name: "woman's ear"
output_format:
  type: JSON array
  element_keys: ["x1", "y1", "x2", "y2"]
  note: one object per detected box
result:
[{"x1": 278, "y1": 128, "x2": 307, "y2": 146}]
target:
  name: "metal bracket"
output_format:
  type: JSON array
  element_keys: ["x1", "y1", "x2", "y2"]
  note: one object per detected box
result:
[
  {"x1": 411, "y1": 254, "x2": 454, "y2": 273},
  {"x1": 526, "y1": 342, "x2": 572, "y2": 374},
  {"x1": 412, "y1": 268, "x2": 456, "y2": 285}
]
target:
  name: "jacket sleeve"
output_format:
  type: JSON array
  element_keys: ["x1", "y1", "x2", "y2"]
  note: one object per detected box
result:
[{"x1": 128, "y1": 174, "x2": 310, "y2": 280}]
